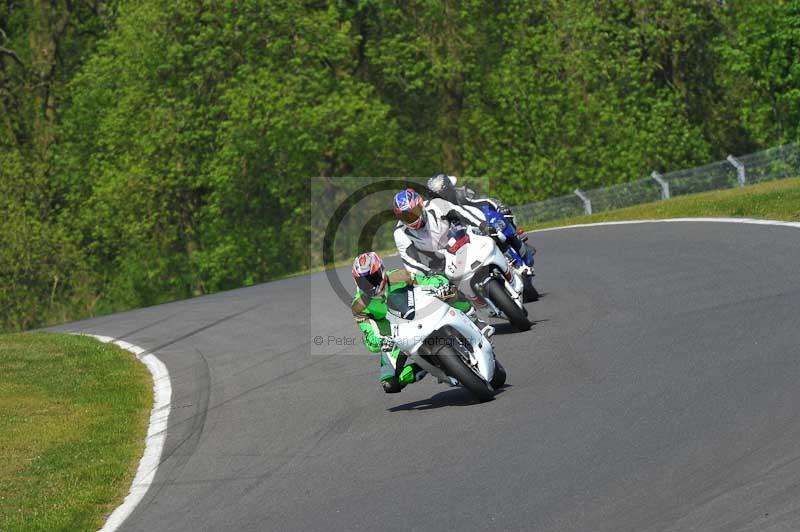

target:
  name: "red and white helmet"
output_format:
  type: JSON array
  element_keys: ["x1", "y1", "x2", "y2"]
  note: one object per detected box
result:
[{"x1": 352, "y1": 251, "x2": 387, "y2": 296}]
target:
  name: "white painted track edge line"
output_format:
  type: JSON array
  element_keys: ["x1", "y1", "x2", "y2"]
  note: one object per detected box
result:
[
  {"x1": 527, "y1": 217, "x2": 800, "y2": 233},
  {"x1": 62, "y1": 217, "x2": 797, "y2": 528},
  {"x1": 72, "y1": 333, "x2": 172, "y2": 532},
  {"x1": 347, "y1": 217, "x2": 800, "y2": 264}
]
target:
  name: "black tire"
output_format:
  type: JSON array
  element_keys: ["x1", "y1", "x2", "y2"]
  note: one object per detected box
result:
[
  {"x1": 523, "y1": 275, "x2": 539, "y2": 302},
  {"x1": 483, "y1": 277, "x2": 531, "y2": 331},
  {"x1": 437, "y1": 346, "x2": 495, "y2": 402},
  {"x1": 490, "y1": 359, "x2": 507, "y2": 389}
]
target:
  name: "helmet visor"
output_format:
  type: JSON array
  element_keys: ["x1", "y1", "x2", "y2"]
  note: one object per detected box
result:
[
  {"x1": 399, "y1": 204, "x2": 424, "y2": 226},
  {"x1": 356, "y1": 270, "x2": 385, "y2": 296}
]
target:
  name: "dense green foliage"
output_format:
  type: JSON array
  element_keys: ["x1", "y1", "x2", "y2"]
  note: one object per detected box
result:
[{"x1": 2, "y1": 0, "x2": 800, "y2": 331}]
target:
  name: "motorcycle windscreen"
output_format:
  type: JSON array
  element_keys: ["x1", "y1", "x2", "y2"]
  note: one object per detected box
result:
[{"x1": 386, "y1": 286, "x2": 416, "y2": 320}]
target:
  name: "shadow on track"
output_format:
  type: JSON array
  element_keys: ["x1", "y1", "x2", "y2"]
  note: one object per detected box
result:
[
  {"x1": 490, "y1": 319, "x2": 548, "y2": 336},
  {"x1": 387, "y1": 385, "x2": 511, "y2": 412}
]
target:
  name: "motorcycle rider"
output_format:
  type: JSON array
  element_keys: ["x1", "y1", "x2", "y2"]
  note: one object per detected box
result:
[
  {"x1": 426, "y1": 174, "x2": 535, "y2": 267},
  {"x1": 426, "y1": 173, "x2": 507, "y2": 213},
  {"x1": 351, "y1": 251, "x2": 489, "y2": 394},
  {"x1": 392, "y1": 187, "x2": 485, "y2": 276}
]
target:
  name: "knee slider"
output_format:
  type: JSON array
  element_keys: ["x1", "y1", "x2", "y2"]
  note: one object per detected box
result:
[{"x1": 381, "y1": 377, "x2": 403, "y2": 394}]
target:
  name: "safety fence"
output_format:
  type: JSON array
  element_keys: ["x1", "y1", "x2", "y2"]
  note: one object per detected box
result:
[
  {"x1": 511, "y1": 143, "x2": 800, "y2": 225},
  {"x1": 310, "y1": 143, "x2": 800, "y2": 266}
]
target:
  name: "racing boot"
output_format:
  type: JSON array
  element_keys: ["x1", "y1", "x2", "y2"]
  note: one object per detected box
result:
[
  {"x1": 382, "y1": 363, "x2": 427, "y2": 393},
  {"x1": 465, "y1": 306, "x2": 495, "y2": 339},
  {"x1": 436, "y1": 375, "x2": 460, "y2": 387},
  {"x1": 399, "y1": 363, "x2": 427, "y2": 384}
]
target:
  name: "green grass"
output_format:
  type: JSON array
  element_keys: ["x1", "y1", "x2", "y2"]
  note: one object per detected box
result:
[
  {"x1": 522, "y1": 177, "x2": 800, "y2": 231},
  {"x1": 0, "y1": 333, "x2": 152, "y2": 532}
]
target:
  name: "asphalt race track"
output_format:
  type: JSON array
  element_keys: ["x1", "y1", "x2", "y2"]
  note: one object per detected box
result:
[{"x1": 50, "y1": 221, "x2": 800, "y2": 532}]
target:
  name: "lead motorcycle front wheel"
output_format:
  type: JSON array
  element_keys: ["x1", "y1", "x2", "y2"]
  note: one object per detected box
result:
[{"x1": 437, "y1": 346, "x2": 495, "y2": 402}]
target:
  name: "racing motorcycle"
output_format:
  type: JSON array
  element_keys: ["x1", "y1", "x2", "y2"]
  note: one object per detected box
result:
[
  {"x1": 442, "y1": 224, "x2": 532, "y2": 331},
  {"x1": 479, "y1": 205, "x2": 539, "y2": 302},
  {"x1": 385, "y1": 284, "x2": 506, "y2": 401}
]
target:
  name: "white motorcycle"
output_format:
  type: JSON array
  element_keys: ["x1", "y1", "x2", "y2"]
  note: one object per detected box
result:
[
  {"x1": 442, "y1": 224, "x2": 532, "y2": 331},
  {"x1": 385, "y1": 284, "x2": 506, "y2": 401}
]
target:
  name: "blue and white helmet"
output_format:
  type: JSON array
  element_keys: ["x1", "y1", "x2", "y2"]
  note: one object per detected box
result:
[{"x1": 393, "y1": 188, "x2": 426, "y2": 229}]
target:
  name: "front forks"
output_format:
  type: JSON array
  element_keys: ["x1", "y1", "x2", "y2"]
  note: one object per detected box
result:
[{"x1": 472, "y1": 270, "x2": 524, "y2": 317}]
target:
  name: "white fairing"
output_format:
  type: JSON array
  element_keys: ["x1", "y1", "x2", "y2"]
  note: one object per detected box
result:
[
  {"x1": 443, "y1": 227, "x2": 525, "y2": 314},
  {"x1": 386, "y1": 287, "x2": 495, "y2": 384}
]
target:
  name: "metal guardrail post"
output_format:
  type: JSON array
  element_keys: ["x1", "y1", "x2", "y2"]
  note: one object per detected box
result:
[
  {"x1": 506, "y1": 143, "x2": 797, "y2": 224},
  {"x1": 727, "y1": 155, "x2": 746, "y2": 187},
  {"x1": 574, "y1": 188, "x2": 592, "y2": 215},
  {"x1": 650, "y1": 171, "x2": 670, "y2": 200}
]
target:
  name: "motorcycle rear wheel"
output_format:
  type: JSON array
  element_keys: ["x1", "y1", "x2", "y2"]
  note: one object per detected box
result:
[
  {"x1": 490, "y1": 359, "x2": 507, "y2": 389},
  {"x1": 483, "y1": 278, "x2": 531, "y2": 331}
]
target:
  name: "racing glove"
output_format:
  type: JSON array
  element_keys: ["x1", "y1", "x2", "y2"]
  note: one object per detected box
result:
[
  {"x1": 380, "y1": 336, "x2": 396, "y2": 352},
  {"x1": 432, "y1": 283, "x2": 456, "y2": 300}
]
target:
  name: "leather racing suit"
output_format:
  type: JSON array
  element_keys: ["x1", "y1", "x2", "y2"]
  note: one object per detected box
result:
[
  {"x1": 393, "y1": 197, "x2": 484, "y2": 275},
  {"x1": 351, "y1": 268, "x2": 472, "y2": 393}
]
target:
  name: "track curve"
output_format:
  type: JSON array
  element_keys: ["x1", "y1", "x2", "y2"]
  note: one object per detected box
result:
[{"x1": 51, "y1": 220, "x2": 800, "y2": 532}]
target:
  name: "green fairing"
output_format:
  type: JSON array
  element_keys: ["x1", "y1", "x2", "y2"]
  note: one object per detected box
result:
[
  {"x1": 413, "y1": 273, "x2": 449, "y2": 288},
  {"x1": 449, "y1": 299, "x2": 471, "y2": 313}
]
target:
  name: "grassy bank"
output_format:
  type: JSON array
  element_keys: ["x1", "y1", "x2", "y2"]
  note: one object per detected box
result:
[
  {"x1": 0, "y1": 333, "x2": 152, "y2": 532},
  {"x1": 523, "y1": 177, "x2": 800, "y2": 231}
]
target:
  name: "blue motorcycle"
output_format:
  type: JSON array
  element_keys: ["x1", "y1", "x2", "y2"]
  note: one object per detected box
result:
[{"x1": 479, "y1": 205, "x2": 539, "y2": 302}]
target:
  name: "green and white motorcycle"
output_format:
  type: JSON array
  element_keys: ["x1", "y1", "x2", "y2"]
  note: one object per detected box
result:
[{"x1": 385, "y1": 283, "x2": 506, "y2": 401}]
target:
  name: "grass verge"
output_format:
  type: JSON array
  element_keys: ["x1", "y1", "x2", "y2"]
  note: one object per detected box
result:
[
  {"x1": 0, "y1": 333, "x2": 152, "y2": 532},
  {"x1": 522, "y1": 177, "x2": 800, "y2": 231}
]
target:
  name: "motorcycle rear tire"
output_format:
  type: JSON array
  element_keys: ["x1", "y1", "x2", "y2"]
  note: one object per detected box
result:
[
  {"x1": 437, "y1": 346, "x2": 495, "y2": 402},
  {"x1": 523, "y1": 275, "x2": 539, "y2": 302},
  {"x1": 483, "y1": 278, "x2": 531, "y2": 331},
  {"x1": 490, "y1": 359, "x2": 507, "y2": 389}
]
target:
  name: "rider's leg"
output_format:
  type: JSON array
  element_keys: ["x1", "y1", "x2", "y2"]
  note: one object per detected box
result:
[
  {"x1": 380, "y1": 349, "x2": 426, "y2": 393},
  {"x1": 379, "y1": 349, "x2": 402, "y2": 393},
  {"x1": 507, "y1": 233, "x2": 535, "y2": 268},
  {"x1": 450, "y1": 299, "x2": 495, "y2": 338}
]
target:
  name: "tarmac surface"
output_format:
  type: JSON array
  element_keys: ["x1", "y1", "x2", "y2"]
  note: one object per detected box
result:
[{"x1": 51, "y1": 221, "x2": 800, "y2": 532}]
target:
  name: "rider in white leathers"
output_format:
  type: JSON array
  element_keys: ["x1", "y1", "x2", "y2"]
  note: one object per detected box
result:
[{"x1": 392, "y1": 188, "x2": 484, "y2": 275}]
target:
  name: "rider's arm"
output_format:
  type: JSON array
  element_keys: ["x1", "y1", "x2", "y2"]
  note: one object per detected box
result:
[
  {"x1": 386, "y1": 269, "x2": 414, "y2": 286},
  {"x1": 386, "y1": 268, "x2": 448, "y2": 291},
  {"x1": 433, "y1": 198, "x2": 485, "y2": 227},
  {"x1": 469, "y1": 195, "x2": 511, "y2": 216},
  {"x1": 352, "y1": 295, "x2": 385, "y2": 353},
  {"x1": 394, "y1": 226, "x2": 432, "y2": 275}
]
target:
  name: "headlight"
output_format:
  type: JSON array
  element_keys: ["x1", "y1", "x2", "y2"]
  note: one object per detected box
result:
[{"x1": 494, "y1": 218, "x2": 507, "y2": 232}]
